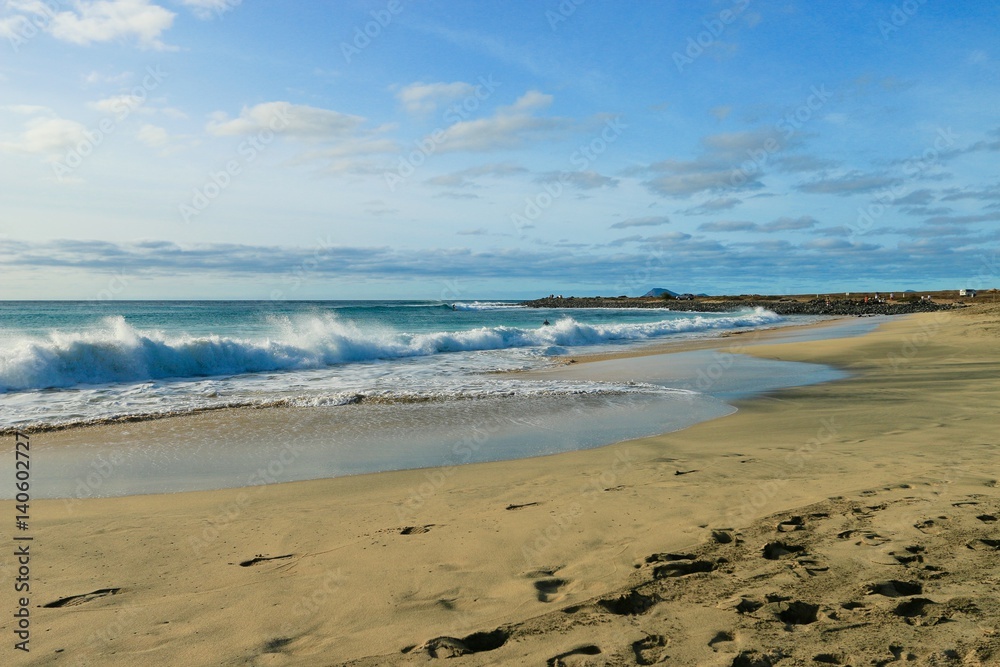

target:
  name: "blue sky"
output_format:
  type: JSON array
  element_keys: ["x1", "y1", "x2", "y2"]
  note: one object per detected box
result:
[{"x1": 1, "y1": 0, "x2": 998, "y2": 299}]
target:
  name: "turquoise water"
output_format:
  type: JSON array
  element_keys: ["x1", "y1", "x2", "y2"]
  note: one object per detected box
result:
[{"x1": 0, "y1": 300, "x2": 786, "y2": 431}]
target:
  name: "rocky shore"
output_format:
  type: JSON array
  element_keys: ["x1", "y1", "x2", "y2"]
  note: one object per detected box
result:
[{"x1": 520, "y1": 296, "x2": 963, "y2": 316}]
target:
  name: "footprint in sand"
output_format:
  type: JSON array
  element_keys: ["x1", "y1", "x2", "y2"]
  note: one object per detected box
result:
[
  {"x1": 644, "y1": 552, "x2": 718, "y2": 578},
  {"x1": 597, "y1": 590, "x2": 658, "y2": 615},
  {"x1": 891, "y1": 549, "x2": 924, "y2": 565},
  {"x1": 533, "y1": 578, "x2": 569, "y2": 603},
  {"x1": 973, "y1": 538, "x2": 1000, "y2": 550},
  {"x1": 893, "y1": 597, "x2": 947, "y2": 626},
  {"x1": 400, "y1": 524, "x2": 433, "y2": 535},
  {"x1": 708, "y1": 630, "x2": 736, "y2": 651},
  {"x1": 761, "y1": 541, "x2": 805, "y2": 560},
  {"x1": 731, "y1": 597, "x2": 763, "y2": 614},
  {"x1": 795, "y1": 555, "x2": 830, "y2": 575},
  {"x1": 776, "y1": 516, "x2": 805, "y2": 532},
  {"x1": 914, "y1": 518, "x2": 947, "y2": 534},
  {"x1": 768, "y1": 600, "x2": 819, "y2": 625},
  {"x1": 547, "y1": 644, "x2": 601, "y2": 666},
  {"x1": 410, "y1": 627, "x2": 510, "y2": 659},
  {"x1": 239, "y1": 554, "x2": 294, "y2": 567},
  {"x1": 711, "y1": 529, "x2": 736, "y2": 544},
  {"x1": 731, "y1": 649, "x2": 779, "y2": 666},
  {"x1": 505, "y1": 502, "x2": 540, "y2": 510},
  {"x1": 864, "y1": 580, "x2": 923, "y2": 597},
  {"x1": 43, "y1": 588, "x2": 122, "y2": 608},
  {"x1": 631, "y1": 634, "x2": 668, "y2": 665},
  {"x1": 838, "y1": 530, "x2": 889, "y2": 546}
]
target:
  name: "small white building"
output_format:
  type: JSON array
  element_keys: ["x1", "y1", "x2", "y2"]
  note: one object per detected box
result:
[{"x1": 959, "y1": 289, "x2": 977, "y2": 297}]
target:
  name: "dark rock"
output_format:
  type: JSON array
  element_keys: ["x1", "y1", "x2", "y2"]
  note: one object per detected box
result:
[{"x1": 520, "y1": 296, "x2": 961, "y2": 316}]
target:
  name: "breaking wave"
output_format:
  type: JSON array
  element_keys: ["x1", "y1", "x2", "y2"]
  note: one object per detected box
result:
[{"x1": 0, "y1": 309, "x2": 781, "y2": 392}]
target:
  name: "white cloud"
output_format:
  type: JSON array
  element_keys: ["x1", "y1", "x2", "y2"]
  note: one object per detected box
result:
[
  {"x1": 180, "y1": 0, "x2": 238, "y2": 20},
  {"x1": 2, "y1": 104, "x2": 53, "y2": 115},
  {"x1": 610, "y1": 216, "x2": 670, "y2": 229},
  {"x1": 0, "y1": 15, "x2": 27, "y2": 39},
  {"x1": 425, "y1": 162, "x2": 527, "y2": 188},
  {"x1": 89, "y1": 94, "x2": 149, "y2": 118},
  {"x1": 759, "y1": 215, "x2": 818, "y2": 232},
  {"x1": 396, "y1": 81, "x2": 476, "y2": 114},
  {"x1": 136, "y1": 123, "x2": 168, "y2": 147},
  {"x1": 16, "y1": 0, "x2": 178, "y2": 50},
  {"x1": 538, "y1": 170, "x2": 618, "y2": 190},
  {"x1": 639, "y1": 129, "x2": 795, "y2": 197},
  {"x1": 0, "y1": 115, "x2": 88, "y2": 157},
  {"x1": 434, "y1": 91, "x2": 569, "y2": 152},
  {"x1": 206, "y1": 101, "x2": 366, "y2": 140},
  {"x1": 83, "y1": 70, "x2": 133, "y2": 85},
  {"x1": 161, "y1": 107, "x2": 188, "y2": 120}
]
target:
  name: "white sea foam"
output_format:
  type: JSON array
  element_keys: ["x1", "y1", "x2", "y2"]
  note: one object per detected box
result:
[
  {"x1": 449, "y1": 301, "x2": 526, "y2": 311},
  {"x1": 0, "y1": 309, "x2": 781, "y2": 392}
]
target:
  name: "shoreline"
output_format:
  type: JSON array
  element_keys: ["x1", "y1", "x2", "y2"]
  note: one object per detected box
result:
[
  {"x1": 5, "y1": 312, "x2": 849, "y2": 438},
  {"x1": 18, "y1": 304, "x2": 1000, "y2": 665},
  {"x1": 12, "y1": 315, "x2": 862, "y2": 499}
]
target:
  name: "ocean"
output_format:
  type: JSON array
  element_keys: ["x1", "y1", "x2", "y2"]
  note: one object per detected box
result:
[
  {"x1": 0, "y1": 300, "x2": 844, "y2": 497},
  {"x1": 0, "y1": 300, "x2": 789, "y2": 432}
]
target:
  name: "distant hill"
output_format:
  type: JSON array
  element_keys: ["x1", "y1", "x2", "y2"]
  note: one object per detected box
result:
[{"x1": 642, "y1": 287, "x2": 678, "y2": 297}]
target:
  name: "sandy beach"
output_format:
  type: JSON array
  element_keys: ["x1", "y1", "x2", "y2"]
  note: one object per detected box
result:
[{"x1": 12, "y1": 304, "x2": 1000, "y2": 666}]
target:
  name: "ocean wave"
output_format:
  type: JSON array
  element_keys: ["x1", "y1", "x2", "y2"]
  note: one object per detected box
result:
[
  {"x1": 0, "y1": 309, "x2": 781, "y2": 392},
  {"x1": 449, "y1": 301, "x2": 526, "y2": 311}
]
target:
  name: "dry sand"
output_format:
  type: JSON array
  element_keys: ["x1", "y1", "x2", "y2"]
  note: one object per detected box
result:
[{"x1": 8, "y1": 304, "x2": 1000, "y2": 666}]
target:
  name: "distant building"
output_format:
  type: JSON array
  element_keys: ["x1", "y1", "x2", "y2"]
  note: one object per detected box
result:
[{"x1": 959, "y1": 289, "x2": 977, "y2": 297}]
